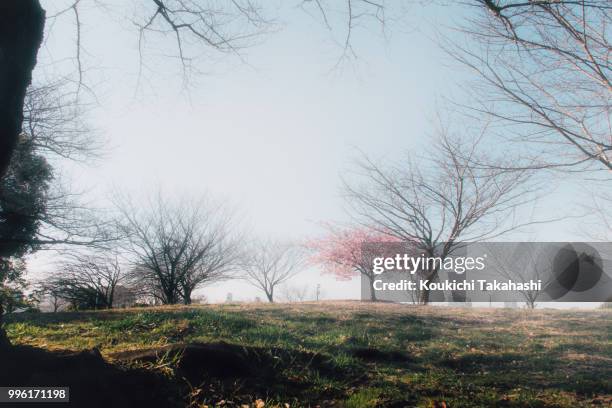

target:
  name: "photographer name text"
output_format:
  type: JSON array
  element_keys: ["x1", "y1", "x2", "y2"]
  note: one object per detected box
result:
[{"x1": 373, "y1": 279, "x2": 543, "y2": 292}]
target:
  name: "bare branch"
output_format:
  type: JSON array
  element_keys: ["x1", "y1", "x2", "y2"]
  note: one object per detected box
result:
[
  {"x1": 344, "y1": 123, "x2": 546, "y2": 303},
  {"x1": 448, "y1": 1, "x2": 612, "y2": 171}
]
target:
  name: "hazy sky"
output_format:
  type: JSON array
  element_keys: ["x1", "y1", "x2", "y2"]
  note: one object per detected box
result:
[{"x1": 29, "y1": 0, "x2": 591, "y2": 303}]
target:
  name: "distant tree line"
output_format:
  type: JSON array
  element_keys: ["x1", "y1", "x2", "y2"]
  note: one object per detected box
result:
[{"x1": 31, "y1": 194, "x2": 309, "y2": 311}]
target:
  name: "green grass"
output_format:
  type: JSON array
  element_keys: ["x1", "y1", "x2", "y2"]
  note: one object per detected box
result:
[{"x1": 5, "y1": 302, "x2": 612, "y2": 407}]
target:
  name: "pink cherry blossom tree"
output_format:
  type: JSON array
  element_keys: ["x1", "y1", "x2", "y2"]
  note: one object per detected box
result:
[{"x1": 306, "y1": 226, "x2": 407, "y2": 301}]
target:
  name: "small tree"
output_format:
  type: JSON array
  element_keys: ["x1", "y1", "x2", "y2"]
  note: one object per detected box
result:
[
  {"x1": 306, "y1": 227, "x2": 403, "y2": 301},
  {"x1": 40, "y1": 252, "x2": 125, "y2": 310},
  {"x1": 117, "y1": 193, "x2": 238, "y2": 305},
  {"x1": 240, "y1": 240, "x2": 304, "y2": 303},
  {"x1": 485, "y1": 243, "x2": 553, "y2": 309},
  {"x1": 34, "y1": 281, "x2": 67, "y2": 312},
  {"x1": 281, "y1": 284, "x2": 310, "y2": 303}
]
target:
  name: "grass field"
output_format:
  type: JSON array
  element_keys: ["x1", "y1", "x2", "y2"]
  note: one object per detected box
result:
[{"x1": 4, "y1": 302, "x2": 612, "y2": 407}]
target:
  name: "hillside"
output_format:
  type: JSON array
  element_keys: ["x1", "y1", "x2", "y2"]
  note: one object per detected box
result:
[{"x1": 4, "y1": 302, "x2": 611, "y2": 407}]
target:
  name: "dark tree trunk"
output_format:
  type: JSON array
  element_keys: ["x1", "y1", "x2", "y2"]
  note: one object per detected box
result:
[
  {"x1": 0, "y1": 0, "x2": 45, "y2": 349},
  {"x1": 107, "y1": 287, "x2": 115, "y2": 309},
  {"x1": 0, "y1": 303, "x2": 8, "y2": 348},
  {"x1": 181, "y1": 284, "x2": 193, "y2": 304},
  {"x1": 266, "y1": 291, "x2": 274, "y2": 303},
  {"x1": 418, "y1": 289, "x2": 430, "y2": 305},
  {"x1": 163, "y1": 285, "x2": 179, "y2": 305},
  {"x1": 0, "y1": 0, "x2": 45, "y2": 178}
]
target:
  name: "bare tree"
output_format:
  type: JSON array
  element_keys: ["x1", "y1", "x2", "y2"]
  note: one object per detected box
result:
[
  {"x1": 281, "y1": 284, "x2": 310, "y2": 303},
  {"x1": 344, "y1": 127, "x2": 542, "y2": 304},
  {"x1": 117, "y1": 193, "x2": 239, "y2": 305},
  {"x1": 33, "y1": 281, "x2": 66, "y2": 312},
  {"x1": 112, "y1": 285, "x2": 138, "y2": 309},
  {"x1": 39, "y1": 251, "x2": 125, "y2": 310},
  {"x1": 178, "y1": 229, "x2": 239, "y2": 305},
  {"x1": 240, "y1": 240, "x2": 304, "y2": 303},
  {"x1": 449, "y1": 1, "x2": 611, "y2": 172},
  {"x1": 124, "y1": 265, "x2": 166, "y2": 305},
  {"x1": 485, "y1": 243, "x2": 553, "y2": 309},
  {"x1": 50, "y1": 292, "x2": 66, "y2": 312}
]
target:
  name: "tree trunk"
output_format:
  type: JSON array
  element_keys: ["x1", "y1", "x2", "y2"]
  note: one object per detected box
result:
[
  {"x1": 0, "y1": 302, "x2": 9, "y2": 348},
  {"x1": 0, "y1": 0, "x2": 45, "y2": 351},
  {"x1": 367, "y1": 275, "x2": 377, "y2": 302},
  {"x1": 107, "y1": 288, "x2": 115, "y2": 309},
  {"x1": 182, "y1": 286, "x2": 193, "y2": 304},
  {"x1": 266, "y1": 291, "x2": 274, "y2": 303},
  {"x1": 418, "y1": 288, "x2": 430, "y2": 305},
  {"x1": 163, "y1": 287, "x2": 179, "y2": 304},
  {"x1": 0, "y1": 0, "x2": 45, "y2": 179},
  {"x1": 418, "y1": 268, "x2": 440, "y2": 305}
]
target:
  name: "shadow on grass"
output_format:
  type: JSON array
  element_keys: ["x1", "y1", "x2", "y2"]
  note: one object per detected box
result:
[
  {"x1": 441, "y1": 350, "x2": 612, "y2": 395},
  {"x1": 350, "y1": 347, "x2": 412, "y2": 363},
  {"x1": 109, "y1": 341, "x2": 366, "y2": 405},
  {"x1": 0, "y1": 344, "x2": 178, "y2": 408},
  {"x1": 1, "y1": 340, "x2": 367, "y2": 407}
]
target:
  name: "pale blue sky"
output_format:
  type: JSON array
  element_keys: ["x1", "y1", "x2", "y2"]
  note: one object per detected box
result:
[{"x1": 28, "y1": 0, "x2": 591, "y2": 303}]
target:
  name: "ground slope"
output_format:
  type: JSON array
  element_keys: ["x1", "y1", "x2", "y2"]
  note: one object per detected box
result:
[{"x1": 4, "y1": 302, "x2": 611, "y2": 407}]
